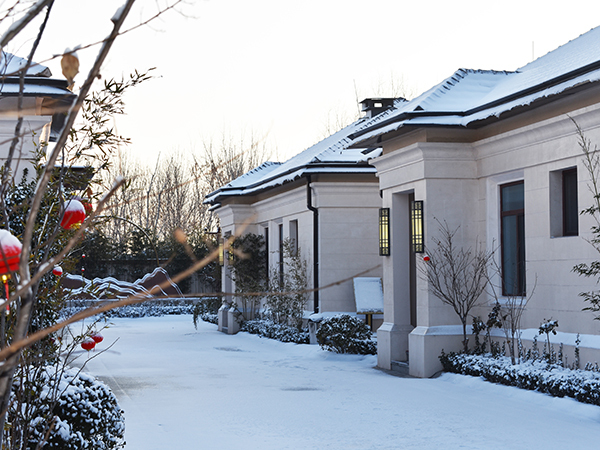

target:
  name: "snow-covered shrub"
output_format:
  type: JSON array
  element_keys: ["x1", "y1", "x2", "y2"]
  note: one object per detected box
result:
[
  {"x1": 265, "y1": 239, "x2": 309, "y2": 329},
  {"x1": 62, "y1": 300, "x2": 195, "y2": 319},
  {"x1": 11, "y1": 366, "x2": 124, "y2": 450},
  {"x1": 193, "y1": 297, "x2": 221, "y2": 327},
  {"x1": 440, "y1": 352, "x2": 600, "y2": 406},
  {"x1": 316, "y1": 315, "x2": 376, "y2": 355},
  {"x1": 241, "y1": 318, "x2": 309, "y2": 344}
]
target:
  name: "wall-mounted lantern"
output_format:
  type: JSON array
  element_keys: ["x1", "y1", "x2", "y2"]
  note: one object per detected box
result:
[
  {"x1": 410, "y1": 200, "x2": 424, "y2": 253},
  {"x1": 379, "y1": 208, "x2": 390, "y2": 256}
]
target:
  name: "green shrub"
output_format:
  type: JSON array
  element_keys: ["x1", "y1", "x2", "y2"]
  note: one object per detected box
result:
[{"x1": 316, "y1": 315, "x2": 376, "y2": 355}]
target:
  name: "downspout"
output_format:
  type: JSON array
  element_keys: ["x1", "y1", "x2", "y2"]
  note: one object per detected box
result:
[{"x1": 306, "y1": 176, "x2": 319, "y2": 313}]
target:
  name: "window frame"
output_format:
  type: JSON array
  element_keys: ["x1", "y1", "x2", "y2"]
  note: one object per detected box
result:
[
  {"x1": 500, "y1": 181, "x2": 526, "y2": 297},
  {"x1": 562, "y1": 168, "x2": 578, "y2": 237}
]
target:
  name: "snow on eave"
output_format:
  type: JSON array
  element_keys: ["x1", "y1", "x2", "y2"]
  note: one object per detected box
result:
[
  {"x1": 0, "y1": 79, "x2": 74, "y2": 98},
  {"x1": 203, "y1": 161, "x2": 283, "y2": 204},
  {"x1": 352, "y1": 67, "x2": 600, "y2": 146},
  {"x1": 204, "y1": 162, "x2": 380, "y2": 205},
  {"x1": 204, "y1": 111, "x2": 392, "y2": 204},
  {"x1": 351, "y1": 27, "x2": 600, "y2": 145},
  {"x1": 0, "y1": 51, "x2": 51, "y2": 77}
]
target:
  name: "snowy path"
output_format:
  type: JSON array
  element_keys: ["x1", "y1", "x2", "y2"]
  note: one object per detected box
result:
[{"x1": 80, "y1": 315, "x2": 600, "y2": 449}]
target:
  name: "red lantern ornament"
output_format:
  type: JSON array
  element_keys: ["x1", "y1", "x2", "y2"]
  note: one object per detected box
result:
[
  {"x1": 60, "y1": 199, "x2": 86, "y2": 230},
  {"x1": 91, "y1": 333, "x2": 104, "y2": 344},
  {"x1": 74, "y1": 196, "x2": 93, "y2": 214},
  {"x1": 81, "y1": 338, "x2": 96, "y2": 351},
  {"x1": 0, "y1": 230, "x2": 22, "y2": 275},
  {"x1": 52, "y1": 266, "x2": 63, "y2": 276},
  {"x1": 423, "y1": 255, "x2": 430, "y2": 262}
]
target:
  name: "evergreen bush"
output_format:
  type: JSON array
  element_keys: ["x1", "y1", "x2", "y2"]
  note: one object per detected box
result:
[
  {"x1": 440, "y1": 352, "x2": 600, "y2": 406},
  {"x1": 316, "y1": 315, "x2": 376, "y2": 355},
  {"x1": 193, "y1": 297, "x2": 221, "y2": 327},
  {"x1": 241, "y1": 318, "x2": 309, "y2": 344},
  {"x1": 13, "y1": 366, "x2": 124, "y2": 450}
]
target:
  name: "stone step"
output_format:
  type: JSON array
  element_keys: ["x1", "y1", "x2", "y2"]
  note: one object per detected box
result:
[{"x1": 391, "y1": 360, "x2": 410, "y2": 376}]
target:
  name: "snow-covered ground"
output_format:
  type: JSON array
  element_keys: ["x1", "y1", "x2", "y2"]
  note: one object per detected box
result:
[{"x1": 80, "y1": 315, "x2": 600, "y2": 449}]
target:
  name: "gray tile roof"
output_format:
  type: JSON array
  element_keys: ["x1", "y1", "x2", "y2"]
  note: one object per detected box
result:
[
  {"x1": 204, "y1": 102, "x2": 405, "y2": 205},
  {"x1": 351, "y1": 26, "x2": 600, "y2": 144}
]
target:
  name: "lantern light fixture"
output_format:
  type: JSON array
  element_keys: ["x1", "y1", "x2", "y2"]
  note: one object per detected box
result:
[
  {"x1": 411, "y1": 200, "x2": 424, "y2": 253},
  {"x1": 379, "y1": 208, "x2": 390, "y2": 256}
]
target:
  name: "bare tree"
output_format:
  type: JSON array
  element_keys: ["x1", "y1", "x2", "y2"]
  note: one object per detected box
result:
[
  {"x1": 201, "y1": 130, "x2": 270, "y2": 194},
  {"x1": 419, "y1": 221, "x2": 494, "y2": 353},
  {"x1": 572, "y1": 118, "x2": 600, "y2": 319},
  {"x1": 488, "y1": 256, "x2": 537, "y2": 364}
]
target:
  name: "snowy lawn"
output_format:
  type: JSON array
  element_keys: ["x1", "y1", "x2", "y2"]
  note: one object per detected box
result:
[{"x1": 79, "y1": 315, "x2": 600, "y2": 450}]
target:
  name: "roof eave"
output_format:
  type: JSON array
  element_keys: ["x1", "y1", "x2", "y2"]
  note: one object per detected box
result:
[
  {"x1": 204, "y1": 163, "x2": 377, "y2": 205},
  {"x1": 351, "y1": 59, "x2": 600, "y2": 146}
]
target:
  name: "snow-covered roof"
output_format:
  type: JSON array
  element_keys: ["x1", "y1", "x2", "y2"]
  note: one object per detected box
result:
[
  {"x1": 204, "y1": 102, "x2": 405, "y2": 205},
  {"x1": 0, "y1": 51, "x2": 51, "y2": 77},
  {"x1": 350, "y1": 26, "x2": 600, "y2": 144},
  {"x1": 0, "y1": 51, "x2": 73, "y2": 98}
]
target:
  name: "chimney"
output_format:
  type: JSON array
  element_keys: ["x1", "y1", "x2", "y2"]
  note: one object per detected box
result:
[{"x1": 360, "y1": 98, "x2": 395, "y2": 118}]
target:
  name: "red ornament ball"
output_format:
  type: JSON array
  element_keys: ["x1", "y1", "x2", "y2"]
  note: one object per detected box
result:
[
  {"x1": 60, "y1": 199, "x2": 86, "y2": 230},
  {"x1": 0, "y1": 230, "x2": 22, "y2": 275},
  {"x1": 91, "y1": 333, "x2": 104, "y2": 344},
  {"x1": 52, "y1": 266, "x2": 63, "y2": 276},
  {"x1": 423, "y1": 255, "x2": 430, "y2": 262},
  {"x1": 81, "y1": 338, "x2": 96, "y2": 351}
]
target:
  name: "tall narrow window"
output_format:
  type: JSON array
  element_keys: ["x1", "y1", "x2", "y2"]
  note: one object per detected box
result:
[
  {"x1": 264, "y1": 227, "x2": 269, "y2": 281},
  {"x1": 501, "y1": 182, "x2": 525, "y2": 296},
  {"x1": 278, "y1": 223, "x2": 284, "y2": 286},
  {"x1": 563, "y1": 168, "x2": 578, "y2": 236},
  {"x1": 289, "y1": 220, "x2": 298, "y2": 256}
]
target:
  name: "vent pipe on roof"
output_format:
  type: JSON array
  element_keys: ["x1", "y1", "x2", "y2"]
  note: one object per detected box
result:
[{"x1": 360, "y1": 98, "x2": 395, "y2": 118}]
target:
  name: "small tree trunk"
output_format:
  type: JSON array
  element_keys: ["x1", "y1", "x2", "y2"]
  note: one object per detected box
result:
[{"x1": 461, "y1": 319, "x2": 469, "y2": 353}]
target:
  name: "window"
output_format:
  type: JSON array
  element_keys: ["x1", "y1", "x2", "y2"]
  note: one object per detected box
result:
[
  {"x1": 278, "y1": 223, "x2": 284, "y2": 286},
  {"x1": 289, "y1": 220, "x2": 298, "y2": 256},
  {"x1": 550, "y1": 167, "x2": 578, "y2": 237},
  {"x1": 562, "y1": 168, "x2": 578, "y2": 236},
  {"x1": 264, "y1": 226, "x2": 269, "y2": 281},
  {"x1": 501, "y1": 182, "x2": 525, "y2": 296}
]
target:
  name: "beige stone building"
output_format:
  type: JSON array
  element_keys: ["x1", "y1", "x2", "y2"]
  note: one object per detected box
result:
[
  {"x1": 0, "y1": 52, "x2": 74, "y2": 180},
  {"x1": 204, "y1": 101, "x2": 395, "y2": 332},
  {"x1": 352, "y1": 26, "x2": 600, "y2": 377}
]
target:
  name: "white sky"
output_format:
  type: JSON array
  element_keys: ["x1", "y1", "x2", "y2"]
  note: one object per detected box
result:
[{"x1": 6, "y1": 0, "x2": 600, "y2": 165}]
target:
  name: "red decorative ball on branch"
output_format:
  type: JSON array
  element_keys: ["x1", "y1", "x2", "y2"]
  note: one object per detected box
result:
[
  {"x1": 0, "y1": 230, "x2": 22, "y2": 275},
  {"x1": 81, "y1": 338, "x2": 96, "y2": 351},
  {"x1": 52, "y1": 266, "x2": 63, "y2": 276},
  {"x1": 423, "y1": 255, "x2": 430, "y2": 262},
  {"x1": 60, "y1": 199, "x2": 86, "y2": 230},
  {"x1": 91, "y1": 333, "x2": 104, "y2": 344}
]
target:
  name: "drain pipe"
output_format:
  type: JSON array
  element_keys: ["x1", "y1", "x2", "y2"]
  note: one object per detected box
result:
[{"x1": 306, "y1": 176, "x2": 319, "y2": 313}]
